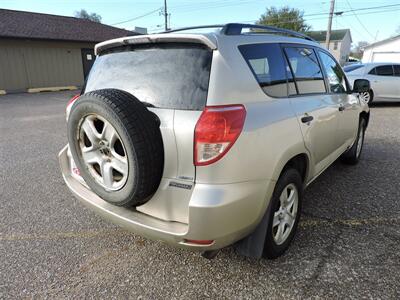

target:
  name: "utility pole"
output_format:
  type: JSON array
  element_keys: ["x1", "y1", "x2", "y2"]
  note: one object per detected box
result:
[
  {"x1": 325, "y1": 0, "x2": 335, "y2": 50},
  {"x1": 164, "y1": 0, "x2": 169, "y2": 31}
]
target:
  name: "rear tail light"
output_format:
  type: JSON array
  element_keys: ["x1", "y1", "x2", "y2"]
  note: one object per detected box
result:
[
  {"x1": 66, "y1": 94, "x2": 80, "y2": 121},
  {"x1": 194, "y1": 105, "x2": 246, "y2": 166}
]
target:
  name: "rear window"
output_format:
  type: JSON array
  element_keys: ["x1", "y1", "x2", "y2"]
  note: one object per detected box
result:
[
  {"x1": 343, "y1": 64, "x2": 364, "y2": 73},
  {"x1": 85, "y1": 43, "x2": 212, "y2": 110}
]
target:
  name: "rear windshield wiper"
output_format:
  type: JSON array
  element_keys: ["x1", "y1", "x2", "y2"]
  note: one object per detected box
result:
[{"x1": 141, "y1": 101, "x2": 155, "y2": 108}]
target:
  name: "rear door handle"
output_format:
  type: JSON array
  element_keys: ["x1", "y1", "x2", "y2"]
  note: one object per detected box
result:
[{"x1": 301, "y1": 115, "x2": 314, "y2": 123}]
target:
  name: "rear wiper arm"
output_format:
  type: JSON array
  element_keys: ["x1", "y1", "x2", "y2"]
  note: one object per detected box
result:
[{"x1": 141, "y1": 101, "x2": 155, "y2": 108}]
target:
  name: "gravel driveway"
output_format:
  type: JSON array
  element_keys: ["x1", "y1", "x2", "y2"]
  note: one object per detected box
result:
[{"x1": 1, "y1": 92, "x2": 399, "y2": 299}]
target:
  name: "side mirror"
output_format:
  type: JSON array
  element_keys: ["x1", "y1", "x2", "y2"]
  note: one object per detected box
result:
[{"x1": 353, "y1": 79, "x2": 370, "y2": 93}]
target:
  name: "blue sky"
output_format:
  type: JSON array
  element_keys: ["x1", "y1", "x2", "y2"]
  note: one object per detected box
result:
[{"x1": 1, "y1": 0, "x2": 399, "y2": 45}]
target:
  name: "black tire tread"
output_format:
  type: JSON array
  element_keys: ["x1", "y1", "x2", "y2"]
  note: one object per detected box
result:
[
  {"x1": 69, "y1": 89, "x2": 164, "y2": 207},
  {"x1": 341, "y1": 118, "x2": 366, "y2": 165}
]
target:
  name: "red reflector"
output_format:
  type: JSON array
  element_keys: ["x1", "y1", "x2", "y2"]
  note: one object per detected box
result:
[
  {"x1": 67, "y1": 94, "x2": 80, "y2": 107},
  {"x1": 72, "y1": 167, "x2": 81, "y2": 176},
  {"x1": 66, "y1": 94, "x2": 80, "y2": 121},
  {"x1": 194, "y1": 105, "x2": 246, "y2": 166},
  {"x1": 184, "y1": 239, "x2": 214, "y2": 245}
]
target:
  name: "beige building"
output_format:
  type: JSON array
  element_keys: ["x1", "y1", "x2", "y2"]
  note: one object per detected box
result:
[
  {"x1": 307, "y1": 29, "x2": 352, "y2": 65},
  {"x1": 0, "y1": 9, "x2": 137, "y2": 93}
]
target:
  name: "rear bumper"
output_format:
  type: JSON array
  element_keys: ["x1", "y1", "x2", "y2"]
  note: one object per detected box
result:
[{"x1": 59, "y1": 145, "x2": 274, "y2": 251}]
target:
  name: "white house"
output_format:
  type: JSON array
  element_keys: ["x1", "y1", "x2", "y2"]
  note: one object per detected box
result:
[
  {"x1": 362, "y1": 35, "x2": 400, "y2": 63},
  {"x1": 307, "y1": 29, "x2": 352, "y2": 65}
]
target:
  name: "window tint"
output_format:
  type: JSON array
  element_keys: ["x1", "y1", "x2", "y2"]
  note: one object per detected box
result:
[
  {"x1": 368, "y1": 67, "x2": 376, "y2": 75},
  {"x1": 343, "y1": 64, "x2": 364, "y2": 73},
  {"x1": 375, "y1": 65, "x2": 394, "y2": 76},
  {"x1": 318, "y1": 51, "x2": 347, "y2": 93},
  {"x1": 85, "y1": 43, "x2": 212, "y2": 110},
  {"x1": 393, "y1": 65, "x2": 400, "y2": 76},
  {"x1": 284, "y1": 47, "x2": 326, "y2": 94},
  {"x1": 239, "y1": 43, "x2": 288, "y2": 97}
]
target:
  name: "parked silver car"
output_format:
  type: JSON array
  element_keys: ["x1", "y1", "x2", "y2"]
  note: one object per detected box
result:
[
  {"x1": 344, "y1": 62, "x2": 400, "y2": 103},
  {"x1": 59, "y1": 24, "x2": 370, "y2": 259}
]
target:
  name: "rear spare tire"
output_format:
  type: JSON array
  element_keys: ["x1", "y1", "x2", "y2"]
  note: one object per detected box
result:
[{"x1": 67, "y1": 89, "x2": 164, "y2": 207}]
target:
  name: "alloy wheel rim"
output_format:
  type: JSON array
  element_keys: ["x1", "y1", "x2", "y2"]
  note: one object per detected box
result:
[
  {"x1": 273, "y1": 183, "x2": 298, "y2": 245},
  {"x1": 359, "y1": 92, "x2": 370, "y2": 103},
  {"x1": 78, "y1": 114, "x2": 129, "y2": 191}
]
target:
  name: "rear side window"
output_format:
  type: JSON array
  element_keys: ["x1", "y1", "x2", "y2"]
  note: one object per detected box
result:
[
  {"x1": 284, "y1": 47, "x2": 326, "y2": 94},
  {"x1": 85, "y1": 43, "x2": 212, "y2": 110},
  {"x1": 394, "y1": 65, "x2": 400, "y2": 76},
  {"x1": 239, "y1": 43, "x2": 288, "y2": 97},
  {"x1": 371, "y1": 65, "x2": 393, "y2": 76}
]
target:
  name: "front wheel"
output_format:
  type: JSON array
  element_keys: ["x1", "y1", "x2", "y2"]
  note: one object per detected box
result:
[
  {"x1": 341, "y1": 118, "x2": 366, "y2": 165},
  {"x1": 359, "y1": 90, "x2": 373, "y2": 104},
  {"x1": 263, "y1": 168, "x2": 303, "y2": 259}
]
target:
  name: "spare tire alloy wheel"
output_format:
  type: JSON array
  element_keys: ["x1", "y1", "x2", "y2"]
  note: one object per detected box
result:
[
  {"x1": 79, "y1": 114, "x2": 128, "y2": 191},
  {"x1": 68, "y1": 89, "x2": 164, "y2": 207}
]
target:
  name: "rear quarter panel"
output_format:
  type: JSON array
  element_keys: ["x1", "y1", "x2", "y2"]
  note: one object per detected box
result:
[{"x1": 195, "y1": 99, "x2": 309, "y2": 184}]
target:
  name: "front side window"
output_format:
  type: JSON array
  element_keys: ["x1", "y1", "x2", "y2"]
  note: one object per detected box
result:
[
  {"x1": 284, "y1": 47, "x2": 326, "y2": 94},
  {"x1": 374, "y1": 65, "x2": 394, "y2": 76},
  {"x1": 239, "y1": 43, "x2": 288, "y2": 97},
  {"x1": 318, "y1": 50, "x2": 347, "y2": 93}
]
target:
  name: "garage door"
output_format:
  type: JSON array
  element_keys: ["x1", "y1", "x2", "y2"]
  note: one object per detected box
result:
[
  {"x1": 0, "y1": 44, "x2": 84, "y2": 92},
  {"x1": 372, "y1": 52, "x2": 400, "y2": 63}
]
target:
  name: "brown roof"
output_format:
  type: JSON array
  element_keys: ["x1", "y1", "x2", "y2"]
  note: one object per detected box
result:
[{"x1": 0, "y1": 9, "x2": 137, "y2": 43}]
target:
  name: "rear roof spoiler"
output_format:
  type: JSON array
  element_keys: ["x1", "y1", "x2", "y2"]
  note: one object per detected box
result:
[{"x1": 95, "y1": 33, "x2": 217, "y2": 55}]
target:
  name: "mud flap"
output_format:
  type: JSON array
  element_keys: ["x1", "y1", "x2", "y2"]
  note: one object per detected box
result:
[{"x1": 234, "y1": 201, "x2": 272, "y2": 258}]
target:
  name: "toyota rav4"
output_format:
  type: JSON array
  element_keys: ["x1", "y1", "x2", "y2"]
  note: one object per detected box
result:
[{"x1": 59, "y1": 24, "x2": 370, "y2": 259}]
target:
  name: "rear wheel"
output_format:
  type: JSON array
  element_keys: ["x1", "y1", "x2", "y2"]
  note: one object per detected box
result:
[{"x1": 263, "y1": 169, "x2": 303, "y2": 259}]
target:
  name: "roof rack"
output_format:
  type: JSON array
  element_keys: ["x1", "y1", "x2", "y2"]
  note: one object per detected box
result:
[{"x1": 162, "y1": 23, "x2": 316, "y2": 42}]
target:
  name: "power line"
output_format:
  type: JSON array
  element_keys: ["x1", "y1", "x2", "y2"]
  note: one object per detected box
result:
[
  {"x1": 111, "y1": 2, "x2": 400, "y2": 33},
  {"x1": 110, "y1": 7, "x2": 162, "y2": 26},
  {"x1": 253, "y1": 4, "x2": 400, "y2": 25},
  {"x1": 345, "y1": 0, "x2": 375, "y2": 39}
]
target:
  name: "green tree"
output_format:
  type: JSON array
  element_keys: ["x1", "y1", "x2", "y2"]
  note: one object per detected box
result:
[
  {"x1": 257, "y1": 6, "x2": 311, "y2": 33},
  {"x1": 74, "y1": 9, "x2": 102, "y2": 23},
  {"x1": 350, "y1": 41, "x2": 369, "y2": 59}
]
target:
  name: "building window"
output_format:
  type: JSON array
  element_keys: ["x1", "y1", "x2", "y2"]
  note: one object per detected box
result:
[{"x1": 333, "y1": 41, "x2": 338, "y2": 50}]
